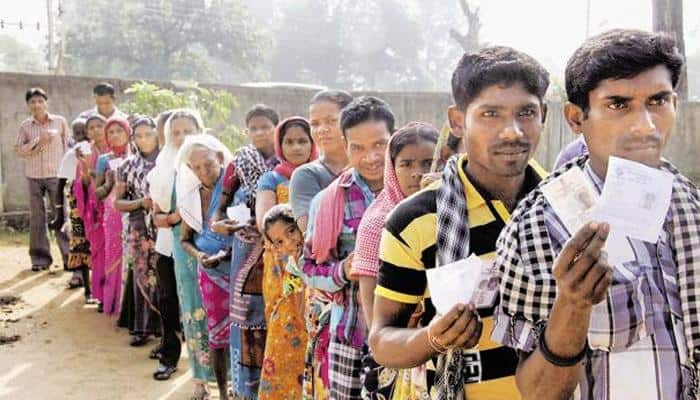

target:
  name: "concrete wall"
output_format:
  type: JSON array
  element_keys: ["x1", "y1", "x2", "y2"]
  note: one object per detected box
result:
[{"x1": 1, "y1": 72, "x2": 698, "y2": 212}]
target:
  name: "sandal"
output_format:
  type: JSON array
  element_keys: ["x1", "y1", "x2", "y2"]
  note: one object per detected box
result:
[
  {"x1": 68, "y1": 275, "x2": 84, "y2": 289},
  {"x1": 153, "y1": 363, "x2": 177, "y2": 380},
  {"x1": 191, "y1": 384, "x2": 209, "y2": 400},
  {"x1": 130, "y1": 335, "x2": 150, "y2": 347},
  {"x1": 149, "y1": 344, "x2": 163, "y2": 360}
]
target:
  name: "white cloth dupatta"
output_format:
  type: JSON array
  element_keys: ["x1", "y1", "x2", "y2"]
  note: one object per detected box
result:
[
  {"x1": 174, "y1": 134, "x2": 234, "y2": 234},
  {"x1": 145, "y1": 108, "x2": 205, "y2": 255}
]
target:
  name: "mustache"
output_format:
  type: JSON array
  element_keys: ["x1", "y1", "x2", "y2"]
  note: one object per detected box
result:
[
  {"x1": 623, "y1": 135, "x2": 661, "y2": 146},
  {"x1": 491, "y1": 141, "x2": 531, "y2": 152}
]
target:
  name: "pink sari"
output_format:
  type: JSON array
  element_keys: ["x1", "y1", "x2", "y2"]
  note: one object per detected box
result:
[
  {"x1": 74, "y1": 147, "x2": 105, "y2": 303},
  {"x1": 99, "y1": 153, "x2": 126, "y2": 315}
]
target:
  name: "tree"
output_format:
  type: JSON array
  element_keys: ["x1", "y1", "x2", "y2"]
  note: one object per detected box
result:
[
  {"x1": 449, "y1": 0, "x2": 481, "y2": 53},
  {"x1": 652, "y1": 0, "x2": 687, "y2": 99},
  {"x1": 412, "y1": 0, "x2": 466, "y2": 91},
  {"x1": 337, "y1": 0, "x2": 428, "y2": 90},
  {"x1": 63, "y1": 0, "x2": 265, "y2": 84},
  {"x1": 266, "y1": 0, "x2": 431, "y2": 91},
  {"x1": 0, "y1": 35, "x2": 45, "y2": 73},
  {"x1": 121, "y1": 81, "x2": 247, "y2": 150},
  {"x1": 267, "y1": 0, "x2": 345, "y2": 86}
]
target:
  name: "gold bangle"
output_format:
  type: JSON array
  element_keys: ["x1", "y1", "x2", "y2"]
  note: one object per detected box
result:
[{"x1": 426, "y1": 328, "x2": 448, "y2": 354}]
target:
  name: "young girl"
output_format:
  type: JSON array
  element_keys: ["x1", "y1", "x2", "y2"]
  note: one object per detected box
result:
[
  {"x1": 178, "y1": 134, "x2": 234, "y2": 400},
  {"x1": 255, "y1": 117, "x2": 317, "y2": 400},
  {"x1": 75, "y1": 114, "x2": 108, "y2": 309},
  {"x1": 114, "y1": 116, "x2": 161, "y2": 346},
  {"x1": 352, "y1": 122, "x2": 438, "y2": 400},
  {"x1": 94, "y1": 116, "x2": 131, "y2": 315},
  {"x1": 257, "y1": 205, "x2": 307, "y2": 399}
]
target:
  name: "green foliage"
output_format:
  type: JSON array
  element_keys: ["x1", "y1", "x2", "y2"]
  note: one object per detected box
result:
[
  {"x1": 121, "y1": 82, "x2": 188, "y2": 116},
  {"x1": 121, "y1": 81, "x2": 247, "y2": 152}
]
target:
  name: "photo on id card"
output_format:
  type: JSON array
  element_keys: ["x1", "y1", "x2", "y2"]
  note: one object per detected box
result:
[{"x1": 473, "y1": 258, "x2": 498, "y2": 309}]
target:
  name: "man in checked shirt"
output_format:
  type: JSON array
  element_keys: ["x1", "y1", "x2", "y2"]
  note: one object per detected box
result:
[
  {"x1": 14, "y1": 87, "x2": 70, "y2": 272},
  {"x1": 494, "y1": 29, "x2": 700, "y2": 400}
]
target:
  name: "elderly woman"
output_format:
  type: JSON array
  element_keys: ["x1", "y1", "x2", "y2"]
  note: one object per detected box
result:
[{"x1": 177, "y1": 134, "x2": 235, "y2": 400}]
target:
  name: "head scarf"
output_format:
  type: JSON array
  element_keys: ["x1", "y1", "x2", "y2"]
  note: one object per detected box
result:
[
  {"x1": 175, "y1": 134, "x2": 234, "y2": 233},
  {"x1": 129, "y1": 116, "x2": 159, "y2": 161},
  {"x1": 273, "y1": 116, "x2": 319, "y2": 180},
  {"x1": 103, "y1": 116, "x2": 131, "y2": 157},
  {"x1": 146, "y1": 108, "x2": 204, "y2": 212}
]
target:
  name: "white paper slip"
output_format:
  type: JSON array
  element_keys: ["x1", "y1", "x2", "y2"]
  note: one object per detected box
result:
[
  {"x1": 593, "y1": 156, "x2": 673, "y2": 243},
  {"x1": 227, "y1": 204, "x2": 252, "y2": 223},
  {"x1": 76, "y1": 141, "x2": 92, "y2": 155},
  {"x1": 47, "y1": 128, "x2": 60, "y2": 137},
  {"x1": 541, "y1": 166, "x2": 600, "y2": 235},
  {"x1": 426, "y1": 254, "x2": 482, "y2": 316},
  {"x1": 606, "y1": 228, "x2": 636, "y2": 266},
  {"x1": 108, "y1": 158, "x2": 124, "y2": 171}
]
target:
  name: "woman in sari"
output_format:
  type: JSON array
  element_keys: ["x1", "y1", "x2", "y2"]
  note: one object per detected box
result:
[
  {"x1": 93, "y1": 116, "x2": 130, "y2": 315},
  {"x1": 177, "y1": 135, "x2": 234, "y2": 400},
  {"x1": 114, "y1": 116, "x2": 161, "y2": 346},
  {"x1": 352, "y1": 122, "x2": 437, "y2": 400},
  {"x1": 255, "y1": 117, "x2": 317, "y2": 399},
  {"x1": 147, "y1": 109, "x2": 213, "y2": 399},
  {"x1": 75, "y1": 114, "x2": 108, "y2": 309}
]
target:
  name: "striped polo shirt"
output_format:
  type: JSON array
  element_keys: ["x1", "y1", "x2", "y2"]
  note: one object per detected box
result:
[
  {"x1": 15, "y1": 113, "x2": 69, "y2": 179},
  {"x1": 376, "y1": 155, "x2": 545, "y2": 399}
]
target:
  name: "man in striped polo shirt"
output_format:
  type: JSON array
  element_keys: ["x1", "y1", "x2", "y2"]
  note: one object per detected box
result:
[
  {"x1": 14, "y1": 87, "x2": 70, "y2": 272},
  {"x1": 368, "y1": 46, "x2": 550, "y2": 399}
]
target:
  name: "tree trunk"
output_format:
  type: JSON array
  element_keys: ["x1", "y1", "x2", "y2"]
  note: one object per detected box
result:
[
  {"x1": 450, "y1": 0, "x2": 480, "y2": 53},
  {"x1": 652, "y1": 0, "x2": 687, "y2": 99}
]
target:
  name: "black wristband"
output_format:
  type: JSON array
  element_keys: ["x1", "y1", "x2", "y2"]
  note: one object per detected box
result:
[{"x1": 538, "y1": 327, "x2": 587, "y2": 367}]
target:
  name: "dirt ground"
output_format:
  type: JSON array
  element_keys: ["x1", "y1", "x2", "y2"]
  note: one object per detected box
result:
[{"x1": 0, "y1": 229, "x2": 221, "y2": 400}]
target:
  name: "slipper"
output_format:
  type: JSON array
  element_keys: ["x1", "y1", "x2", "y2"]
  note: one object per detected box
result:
[
  {"x1": 149, "y1": 345, "x2": 163, "y2": 360},
  {"x1": 130, "y1": 335, "x2": 150, "y2": 347},
  {"x1": 153, "y1": 364, "x2": 177, "y2": 380},
  {"x1": 68, "y1": 276, "x2": 84, "y2": 289}
]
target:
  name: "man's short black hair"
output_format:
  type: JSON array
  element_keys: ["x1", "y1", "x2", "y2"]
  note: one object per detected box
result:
[
  {"x1": 93, "y1": 82, "x2": 116, "y2": 97},
  {"x1": 451, "y1": 46, "x2": 550, "y2": 111},
  {"x1": 310, "y1": 90, "x2": 354, "y2": 110},
  {"x1": 25, "y1": 87, "x2": 48, "y2": 103},
  {"x1": 340, "y1": 96, "x2": 395, "y2": 136},
  {"x1": 565, "y1": 29, "x2": 684, "y2": 112},
  {"x1": 245, "y1": 104, "x2": 280, "y2": 127}
]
